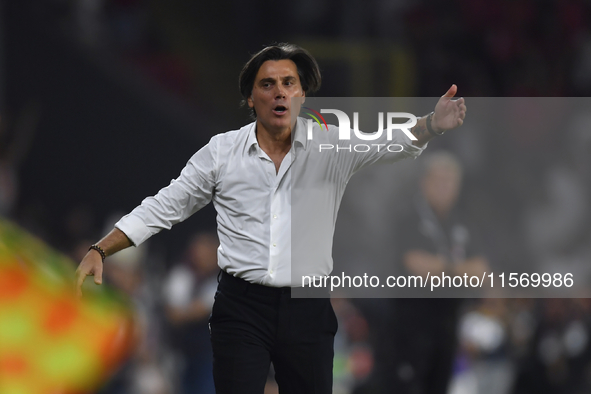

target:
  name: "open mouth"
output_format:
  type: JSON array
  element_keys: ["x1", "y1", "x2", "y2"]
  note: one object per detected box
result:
[{"x1": 273, "y1": 105, "x2": 288, "y2": 115}]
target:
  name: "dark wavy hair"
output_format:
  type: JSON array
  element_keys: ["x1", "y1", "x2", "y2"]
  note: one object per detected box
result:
[{"x1": 239, "y1": 43, "x2": 321, "y2": 118}]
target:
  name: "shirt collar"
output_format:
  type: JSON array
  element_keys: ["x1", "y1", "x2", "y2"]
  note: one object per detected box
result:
[
  {"x1": 245, "y1": 121, "x2": 259, "y2": 156},
  {"x1": 292, "y1": 117, "x2": 308, "y2": 150},
  {"x1": 245, "y1": 117, "x2": 309, "y2": 156}
]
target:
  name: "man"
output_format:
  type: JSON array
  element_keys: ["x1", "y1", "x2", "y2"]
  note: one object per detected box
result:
[
  {"x1": 75, "y1": 43, "x2": 467, "y2": 394},
  {"x1": 163, "y1": 232, "x2": 219, "y2": 394},
  {"x1": 372, "y1": 152, "x2": 488, "y2": 394}
]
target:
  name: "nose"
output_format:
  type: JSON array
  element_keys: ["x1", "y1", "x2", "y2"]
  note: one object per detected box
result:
[{"x1": 275, "y1": 84, "x2": 286, "y2": 98}]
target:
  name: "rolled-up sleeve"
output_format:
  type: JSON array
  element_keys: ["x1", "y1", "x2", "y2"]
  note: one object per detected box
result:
[{"x1": 115, "y1": 137, "x2": 218, "y2": 246}]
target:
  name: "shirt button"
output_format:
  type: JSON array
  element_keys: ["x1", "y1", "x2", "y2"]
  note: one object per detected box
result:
[
  {"x1": 273, "y1": 243, "x2": 276, "y2": 247},
  {"x1": 273, "y1": 214, "x2": 278, "y2": 219},
  {"x1": 270, "y1": 270, "x2": 274, "y2": 274}
]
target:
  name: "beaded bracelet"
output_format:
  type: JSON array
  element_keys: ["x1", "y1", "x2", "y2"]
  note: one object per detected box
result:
[
  {"x1": 426, "y1": 112, "x2": 446, "y2": 136},
  {"x1": 89, "y1": 244, "x2": 107, "y2": 262}
]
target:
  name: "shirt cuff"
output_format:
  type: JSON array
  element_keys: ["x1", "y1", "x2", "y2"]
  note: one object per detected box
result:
[
  {"x1": 114, "y1": 214, "x2": 152, "y2": 247},
  {"x1": 403, "y1": 134, "x2": 428, "y2": 158}
]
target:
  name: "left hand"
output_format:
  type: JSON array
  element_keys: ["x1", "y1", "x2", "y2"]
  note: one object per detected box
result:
[{"x1": 432, "y1": 84, "x2": 466, "y2": 132}]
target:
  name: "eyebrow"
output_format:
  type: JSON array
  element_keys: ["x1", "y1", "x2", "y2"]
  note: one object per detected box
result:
[
  {"x1": 258, "y1": 75, "x2": 298, "y2": 84},
  {"x1": 258, "y1": 77, "x2": 275, "y2": 84}
]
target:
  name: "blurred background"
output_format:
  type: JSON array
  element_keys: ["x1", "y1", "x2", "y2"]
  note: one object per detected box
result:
[{"x1": 1, "y1": 0, "x2": 591, "y2": 393}]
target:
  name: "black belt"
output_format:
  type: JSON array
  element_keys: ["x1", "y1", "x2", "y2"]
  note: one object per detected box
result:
[
  {"x1": 219, "y1": 270, "x2": 291, "y2": 296},
  {"x1": 218, "y1": 270, "x2": 329, "y2": 298}
]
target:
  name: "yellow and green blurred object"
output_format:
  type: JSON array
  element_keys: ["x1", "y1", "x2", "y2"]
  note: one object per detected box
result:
[{"x1": 0, "y1": 219, "x2": 133, "y2": 394}]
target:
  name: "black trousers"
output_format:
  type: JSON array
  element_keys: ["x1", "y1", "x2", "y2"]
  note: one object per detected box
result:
[{"x1": 209, "y1": 271, "x2": 338, "y2": 394}]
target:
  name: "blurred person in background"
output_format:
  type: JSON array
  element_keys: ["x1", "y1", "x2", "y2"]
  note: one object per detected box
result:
[
  {"x1": 162, "y1": 231, "x2": 219, "y2": 394},
  {"x1": 511, "y1": 298, "x2": 591, "y2": 394},
  {"x1": 370, "y1": 152, "x2": 488, "y2": 394},
  {"x1": 452, "y1": 298, "x2": 514, "y2": 394}
]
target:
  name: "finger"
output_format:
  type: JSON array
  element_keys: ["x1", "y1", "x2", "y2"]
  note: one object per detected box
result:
[
  {"x1": 457, "y1": 118, "x2": 464, "y2": 126},
  {"x1": 76, "y1": 271, "x2": 87, "y2": 298},
  {"x1": 94, "y1": 264, "x2": 103, "y2": 285},
  {"x1": 442, "y1": 84, "x2": 457, "y2": 98},
  {"x1": 74, "y1": 273, "x2": 81, "y2": 298},
  {"x1": 454, "y1": 97, "x2": 465, "y2": 105}
]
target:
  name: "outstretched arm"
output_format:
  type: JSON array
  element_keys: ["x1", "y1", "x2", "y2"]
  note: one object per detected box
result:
[
  {"x1": 411, "y1": 84, "x2": 466, "y2": 147},
  {"x1": 74, "y1": 138, "x2": 218, "y2": 298}
]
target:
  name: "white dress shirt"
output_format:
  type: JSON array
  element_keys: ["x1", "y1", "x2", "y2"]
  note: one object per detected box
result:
[{"x1": 115, "y1": 117, "x2": 426, "y2": 286}]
